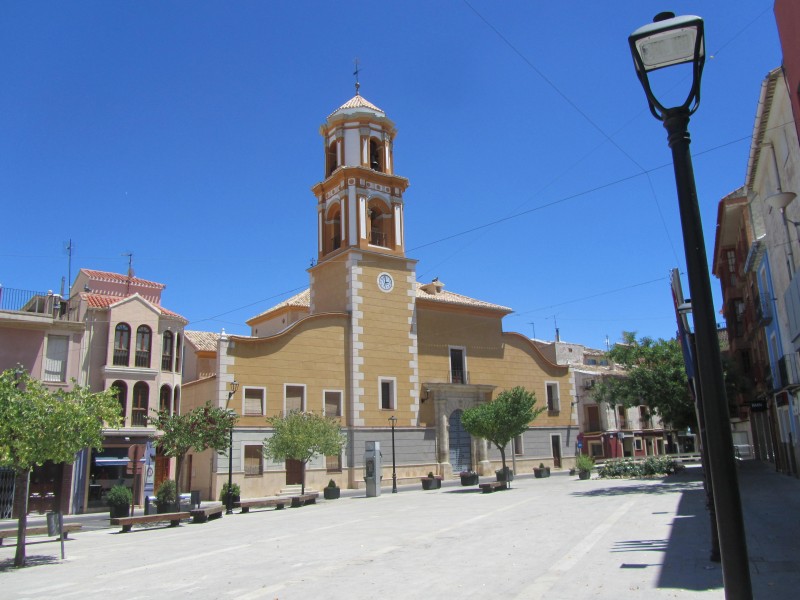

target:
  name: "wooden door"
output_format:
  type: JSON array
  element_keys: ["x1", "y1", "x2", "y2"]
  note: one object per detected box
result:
[{"x1": 286, "y1": 459, "x2": 303, "y2": 485}]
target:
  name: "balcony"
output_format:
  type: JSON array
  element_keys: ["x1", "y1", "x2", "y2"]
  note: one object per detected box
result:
[
  {"x1": 0, "y1": 286, "x2": 78, "y2": 322},
  {"x1": 755, "y1": 295, "x2": 772, "y2": 325},
  {"x1": 449, "y1": 369, "x2": 469, "y2": 384},
  {"x1": 777, "y1": 354, "x2": 800, "y2": 390}
]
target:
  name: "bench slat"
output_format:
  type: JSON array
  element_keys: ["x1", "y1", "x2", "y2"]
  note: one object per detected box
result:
[
  {"x1": 111, "y1": 512, "x2": 190, "y2": 533},
  {"x1": 0, "y1": 523, "x2": 82, "y2": 545}
]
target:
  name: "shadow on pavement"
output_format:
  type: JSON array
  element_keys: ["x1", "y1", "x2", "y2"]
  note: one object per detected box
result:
[{"x1": 0, "y1": 554, "x2": 61, "y2": 572}]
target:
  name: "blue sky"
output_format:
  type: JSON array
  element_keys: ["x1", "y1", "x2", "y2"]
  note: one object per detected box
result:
[{"x1": 0, "y1": 1, "x2": 783, "y2": 349}]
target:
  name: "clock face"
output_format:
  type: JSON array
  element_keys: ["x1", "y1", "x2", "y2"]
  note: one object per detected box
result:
[{"x1": 378, "y1": 272, "x2": 394, "y2": 292}]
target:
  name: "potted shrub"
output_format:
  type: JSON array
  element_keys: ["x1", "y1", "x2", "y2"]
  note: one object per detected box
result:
[
  {"x1": 459, "y1": 470, "x2": 479, "y2": 486},
  {"x1": 575, "y1": 454, "x2": 594, "y2": 480},
  {"x1": 533, "y1": 463, "x2": 550, "y2": 478},
  {"x1": 421, "y1": 471, "x2": 442, "y2": 490},
  {"x1": 324, "y1": 479, "x2": 341, "y2": 500},
  {"x1": 107, "y1": 484, "x2": 132, "y2": 519},
  {"x1": 495, "y1": 467, "x2": 514, "y2": 482},
  {"x1": 155, "y1": 479, "x2": 179, "y2": 513},
  {"x1": 219, "y1": 482, "x2": 241, "y2": 506}
]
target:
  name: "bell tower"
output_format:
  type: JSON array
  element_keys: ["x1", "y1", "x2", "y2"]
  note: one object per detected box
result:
[
  {"x1": 309, "y1": 92, "x2": 419, "y2": 429},
  {"x1": 311, "y1": 93, "x2": 410, "y2": 263}
]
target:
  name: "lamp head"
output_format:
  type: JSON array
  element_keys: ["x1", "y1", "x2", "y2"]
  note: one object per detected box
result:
[{"x1": 629, "y1": 13, "x2": 705, "y2": 120}]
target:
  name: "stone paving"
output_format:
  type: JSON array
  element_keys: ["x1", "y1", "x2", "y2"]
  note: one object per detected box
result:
[{"x1": 0, "y1": 460, "x2": 797, "y2": 599}]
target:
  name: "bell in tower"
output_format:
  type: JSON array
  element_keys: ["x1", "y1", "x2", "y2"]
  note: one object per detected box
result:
[{"x1": 311, "y1": 92, "x2": 410, "y2": 263}]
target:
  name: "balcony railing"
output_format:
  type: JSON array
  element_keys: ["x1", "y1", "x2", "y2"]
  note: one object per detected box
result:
[
  {"x1": 0, "y1": 286, "x2": 77, "y2": 321},
  {"x1": 134, "y1": 351, "x2": 151, "y2": 368},
  {"x1": 449, "y1": 369, "x2": 469, "y2": 384},
  {"x1": 132, "y1": 410, "x2": 148, "y2": 427},
  {"x1": 369, "y1": 230, "x2": 388, "y2": 248},
  {"x1": 113, "y1": 349, "x2": 129, "y2": 366}
]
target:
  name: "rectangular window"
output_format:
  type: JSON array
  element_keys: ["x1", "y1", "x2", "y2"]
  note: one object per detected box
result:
[
  {"x1": 244, "y1": 445, "x2": 263, "y2": 476},
  {"x1": 513, "y1": 434, "x2": 523, "y2": 455},
  {"x1": 618, "y1": 405, "x2": 628, "y2": 429},
  {"x1": 546, "y1": 382, "x2": 559, "y2": 413},
  {"x1": 380, "y1": 378, "x2": 395, "y2": 410},
  {"x1": 243, "y1": 387, "x2": 265, "y2": 416},
  {"x1": 585, "y1": 405, "x2": 601, "y2": 432},
  {"x1": 285, "y1": 385, "x2": 305, "y2": 413},
  {"x1": 634, "y1": 438, "x2": 643, "y2": 452},
  {"x1": 589, "y1": 442, "x2": 604, "y2": 458},
  {"x1": 43, "y1": 335, "x2": 69, "y2": 382},
  {"x1": 324, "y1": 391, "x2": 342, "y2": 417},
  {"x1": 449, "y1": 347, "x2": 467, "y2": 384},
  {"x1": 326, "y1": 453, "x2": 342, "y2": 472}
]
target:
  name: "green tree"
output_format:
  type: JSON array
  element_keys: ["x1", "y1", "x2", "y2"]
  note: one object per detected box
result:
[
  {"x1": 593, "y1": 331, "x2": 694, "y2": 431},
  {"x1": 0, "y1": 368, "x2": 121, "y2": 567},
  {"x1": 148, "y1": 402, "x2": 238, "y2": 499},
  {"x1": 461, "y1": 386, "x2": 544, "y2": 476},
  {"x1": 263, "y1": 411, "x2": 345, "y2": 495}
]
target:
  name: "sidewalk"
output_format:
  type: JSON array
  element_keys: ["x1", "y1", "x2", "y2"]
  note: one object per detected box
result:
[{"x1": 0, "y1": 461, "x2": 797, "y2": 599}]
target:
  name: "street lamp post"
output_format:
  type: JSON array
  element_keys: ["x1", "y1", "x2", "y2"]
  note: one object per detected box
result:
[
  {"x1": 226, "y1": 380, "x2": 239, "y2": 514},
  {"x1": 629, "y1": 13, "x2": 751, "y2": 599},
  {"x1": 389, "y1": 415, "x2": 397, "y2": 493}
]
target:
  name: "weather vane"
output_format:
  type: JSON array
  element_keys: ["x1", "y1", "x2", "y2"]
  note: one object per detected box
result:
[{"x1": 353, "y1": 57, "x2": 361, "y2": 95}]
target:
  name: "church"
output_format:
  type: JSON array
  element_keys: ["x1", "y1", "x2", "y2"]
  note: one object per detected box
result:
[{"x1": 182, "y1": 91, "x2": 577, "y2": 498}]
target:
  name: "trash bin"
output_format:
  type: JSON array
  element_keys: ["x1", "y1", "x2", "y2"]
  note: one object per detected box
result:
[
  {"x1": 46, "y1": 511, "x2": 60, "y2": 536},
  {"x1": 190, "y1": 490, "x2": 200, "y2": 509},
  {"x1": 144, "y1": 495, "x2": 156, "y2": 515}
]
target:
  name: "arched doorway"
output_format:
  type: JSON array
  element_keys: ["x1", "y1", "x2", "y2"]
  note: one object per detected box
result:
[{"x1": 449, "y1": 410, "x2": 472, "y2": 472}]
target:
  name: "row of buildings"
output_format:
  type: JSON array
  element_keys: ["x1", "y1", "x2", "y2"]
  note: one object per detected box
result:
[
  {"x1": 712, "y1": 0, "x2": 800, "y2": 478},
  {"x1": 0, "y1": 90, "x2": 677, "y2": 516}
]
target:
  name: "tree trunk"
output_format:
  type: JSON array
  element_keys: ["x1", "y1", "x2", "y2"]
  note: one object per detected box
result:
[
  {"x1": 175, "y1": 454, "x2": 185, "y2": 499},
  {"x1": 14, "y1": 469, "x2": 30, "y2": 568},
  {"x1": 300, "y1": 461, "x2": 306, "y2": 496}
]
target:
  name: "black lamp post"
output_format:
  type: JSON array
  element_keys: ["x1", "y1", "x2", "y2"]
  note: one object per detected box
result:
[
  {"x1": 389, "y1": 415, "x2": 397, "y2": 493},
  {"x1": 629, "y1": 13, "x2": 752, "y2": 599},
  {"x1": 226, "y1": 380, "x2": 239, "y2": 514}
]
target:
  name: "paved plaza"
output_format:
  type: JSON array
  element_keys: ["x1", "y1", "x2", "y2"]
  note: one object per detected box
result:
[{"x1": 1, "y1": 461, "x2": 798, "y2": 599}]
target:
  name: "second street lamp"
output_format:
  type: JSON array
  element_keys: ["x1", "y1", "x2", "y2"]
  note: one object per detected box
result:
[
  {"x1": 226, "y1": 380, "x2": 239, "y2": 514},
  {"x1": 389, "y1": 415, "x2": 397, "y2": 493},
  {"x1": 629, "y1": 13, "x2": 751, "y2": 599}
]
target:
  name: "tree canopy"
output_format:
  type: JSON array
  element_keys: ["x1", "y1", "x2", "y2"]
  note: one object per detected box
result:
[
  {"x1": 148, "y1": 402, "x2": 237, "y2": 498},
  {"x1": 461, "y1": 386, "x2": 544, "y2": 475},
  {"x1": 0, "y1": 367, "x2": 121, "y2": 567},
  {"x1": 592, "y1": 331, "x2": 694, "y2": 431},
  {"x1": 263, "y1": 411, "x2": 345, "y2": 495}
]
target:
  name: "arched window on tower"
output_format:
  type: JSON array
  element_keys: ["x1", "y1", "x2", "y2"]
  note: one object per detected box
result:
[
  {"x1": 367, "y1": 200, "x2": 392, "y2": 248},
  {"x1": 369, "y1": 138, "x2": 384, "y2": 172},
  {"x1": 135, "y1": 325, "x2": 152, "y2": 368},
  {"x1": 112, "y1": 380, "x2": 128, "y2": 422},
  {"x1": 326, "y1": 141, "x2": 338, "y2": 177},
  {"x1": 324, "y1": 204, "x2": 342, "y2": 254},
  {"x1": 132, "y1": 382, "x2": 149, "y2": 427},
  {"x1": 160, "y1": 384, "x2": 172, "y2": 414}
]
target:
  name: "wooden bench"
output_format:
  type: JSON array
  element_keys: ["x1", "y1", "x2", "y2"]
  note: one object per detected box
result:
[
  {"x1": 290, "y1": 493, "x2": 318, "y2": 507},
  {"x1": 0, "y1": 523, "x2": 82, "y2": 545},
  {"x1": 238, "y1": 497, "x2": 290, "y2": 513},
  {"x1": 110, "y1": 511, "x2": 190, "y2": 533},
  {"x1": 479, "y1": 481, "x2": 508, "y2": 493},
  {"x1": 190, "y1": 504, "x2": 225, "y2": 524}
]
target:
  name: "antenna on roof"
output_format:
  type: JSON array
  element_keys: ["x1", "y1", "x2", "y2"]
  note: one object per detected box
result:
[
  {"x1": 64, "y1": 239, "x2": 73, "y2": 295},
  {"x1": 122, "y1": 252, "x2": 134, "y2": 294},
  {"x1": 353, "y1": 57, "x2": 361, "y2": 96}
]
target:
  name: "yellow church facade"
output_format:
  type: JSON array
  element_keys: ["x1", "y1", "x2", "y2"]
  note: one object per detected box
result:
[{"x1": 182, "y1": 93, "x2": 577, "y2": 499}]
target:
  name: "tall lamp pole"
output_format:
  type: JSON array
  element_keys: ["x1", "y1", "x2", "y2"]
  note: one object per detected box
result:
[
  {"x1": 389, "y1": 415, "x2": 397, "y2": 493},
  {"x1": 226, "y1": 380, "x2": 239, "y2": 514},
  {"x1": 629, "y1": 13, "x2": 751, "y2": 599}
]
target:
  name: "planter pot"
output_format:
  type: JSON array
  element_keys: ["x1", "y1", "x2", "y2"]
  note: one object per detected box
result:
[
  {"x1": 534, "y1": 468, "x2": 550, "y2": 479},
  {"x1": 578, "y1": 469, "x2": 591, "y2": 480},
  {"x1": 460, "y1": 474, "x2": 479, "y2": 486},
  {"x1": 495, "y1": 469, "x2": 514, "y2": 482},
  {"x1": 109, "y1": 504, "x2": 130, "y2": 519},
  {"x1": 323, "y1": 487, "x2": 341, "y2": 500},
  {"x1": 421, "y1": 477, "x2": 442, "y2": 490},
  {"x1": 157, "y1": 502, "x2": 180, "y2": 514}
]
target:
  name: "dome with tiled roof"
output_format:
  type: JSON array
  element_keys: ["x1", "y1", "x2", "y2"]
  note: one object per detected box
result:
[{"x1": 328, "y1": 93, "x2": 385, "y2": 118}]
